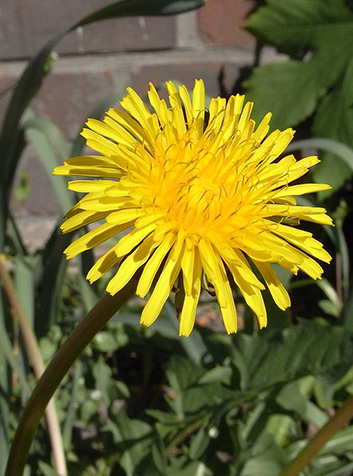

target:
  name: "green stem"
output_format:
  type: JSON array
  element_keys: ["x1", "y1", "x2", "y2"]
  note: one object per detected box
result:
[
  {"x1": 5, "y1": 279, "x2": 136, "y2": 476},
  {"x1": 281, "y1": 394, "x2": 353, "y2": 476}
]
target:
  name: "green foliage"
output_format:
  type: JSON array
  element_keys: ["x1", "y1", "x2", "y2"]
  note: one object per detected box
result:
[{"x1": 244, "y1": 0, "x2": 353, "y2": 191}]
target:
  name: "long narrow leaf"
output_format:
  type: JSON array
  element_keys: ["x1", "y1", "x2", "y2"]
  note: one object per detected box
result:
[
  {"x1": 22, "y1": 115, "x2": 72, "y2": 215},
  {"x1": 0, "y1": 292, "x2": 30, "y2": 397},
  {"x1": 34, "y1": 222, "x2": 71, "y2": 334}
]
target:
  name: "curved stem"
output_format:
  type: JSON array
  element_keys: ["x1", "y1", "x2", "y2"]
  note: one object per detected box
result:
[
  {"x1": 281, "y1": 394, "x2": 353, "y2": 476},
  {"x1": 0, "y1": 255, "x2": 67, "y2": 475},
  {"x1": 5, "y1": 279, "x2": 136, "y2": 476}
]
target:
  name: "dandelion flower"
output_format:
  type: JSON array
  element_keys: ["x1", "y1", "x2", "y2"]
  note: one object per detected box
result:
[{"x1": 53, "y1": 80, "x2": 332, "y2": 336}]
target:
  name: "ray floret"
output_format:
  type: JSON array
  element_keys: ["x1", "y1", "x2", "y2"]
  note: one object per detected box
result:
[{"x1": 53, "y1": 79, "x2": 332, "y2": 336}]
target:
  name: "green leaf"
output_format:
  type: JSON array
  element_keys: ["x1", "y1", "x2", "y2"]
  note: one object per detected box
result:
[
  {"x1": 275, "y1": 381, "x2": 328, "y2": 427},
  {"x1": 92, "y1": 331, "x2": 119, "y2": 353},
  {"x1": 22, "y1": 113, "x2": 72, "y2": 215},
  {"x1": 241, "y1": 431, "x2": 289, "y2": 476},
  {"x1": 0, "y1": 293, "x2": 30, "y2": 397},
  {"x1": 246, "y1": 0, "x2": 353, "y2": 55},
  {"x1": 37, "y1": 461, "x2": 60, "y2": 476},
  {"x1": 0, "y1": 293, "x2": 11, "y2": 476},
  {"x1": 312, "y1": 58, "x2": 353, "y2": 191},
  {"x1": 231, "y1": 320, "x2": 353, "y2": 392},
  {"x1": 62, "y1": 361, "x2": 82, "y2": 449},
  {"x1": 244, "y1": 0, "x2": 353, "y2": 189},
  {"x1": 198, "y1": 366, "x2": 232, "y2": 386},
  {"x1": 103, "y1": 407, "x2": 153, "y2": 476},
  {"x1": 166, "y1": 460, "x2": 212, "y2": 476},
  {"x1": 309, "y1": 460, "x2": 353, "y2": 476},
  {"x1": 34, "y1": 220, "x2": 70, "y2": 334},
  {"x1": 189, "y1": 423, "x2": 211, "y2": 460},
  {"x1": 244, "y1": 59, "x2": 331, "y2": 129}
]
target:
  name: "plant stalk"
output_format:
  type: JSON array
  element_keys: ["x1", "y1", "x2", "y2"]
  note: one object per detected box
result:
[
  {"x1": 0, "y1": 255, "x2": 67, "y2": 476},
  {"x1": 281, "y1": 393, "x2": 353, "y2": 476},
  {"x1": 4, "y1": 273, "x2": 136, "y2": 476}
]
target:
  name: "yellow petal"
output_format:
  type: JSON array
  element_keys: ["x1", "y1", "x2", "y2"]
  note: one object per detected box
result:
[
  {"x1": 180, "y1": 247, "x2": 202, "y2": 337},
  {"x1": 64, "y1": 223, "x2": 126, "y2": 260},
  {"x1": 137, "y1": 232, "x2": 177, "y2": 298},
  {"x1": 106, "y1": 235, "x2": 159, "y2": 295},
  {"x1": 254, "y1": 261, "x2": 291, "y2": 310},
  {"x1": 61, "y1": 210, "x2": 106, "y2": 234},
  {"x1": 140, "y1": 238, "x2": 184, "y2": 327}
]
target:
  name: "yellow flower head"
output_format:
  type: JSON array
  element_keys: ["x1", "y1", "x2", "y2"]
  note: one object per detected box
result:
[{"x1": 53, "y1": 80, "x2": 332, "y2": 336}]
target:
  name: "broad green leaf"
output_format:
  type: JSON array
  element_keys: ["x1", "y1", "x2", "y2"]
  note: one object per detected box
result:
[
  {"x1": 166, "y1": 460, "x2": 212, "y2": 476},
  {"x1": 244, "y1": 59, "x2": 332, "y2": 129},
  {"x1": 244, "y1": 0, "x2": 353, "y2": 191},
  {"x1": 287, "y1": 426, "x2": 353, "y2": 473},
  {"x1": 198, "y1": 366, "x2": 232, "y2": 386},
  {"x1": 103, "y1": 407, "x2": 153, "y2": 476},
  {"x1": 241, "y1": 431, "x2": 289, "y2": 476},
  {"x1": 231, "y1": 320, "x2": 353, "y2": 392},
  {"x1": 246, "y1": 0, "x2": 353, "y2": 55},
  {"x1": 266, "y1": 414, "x2": 293, "y2": 446},
  {"x1": 165, "y1": 356, "x2": 235, "y2": 417},
  {"x1": 275, "y1": 381, "x2": 328, "y2": 427},
  {"x1": 312, "y1": 59, "x2": 353, "y2": 191},
  {"x1": 309, "y1": 460, "x2": 353, "y2": 476},
  {"x1": 92, "y1": 331, "x2": 119, "y2": 353}
]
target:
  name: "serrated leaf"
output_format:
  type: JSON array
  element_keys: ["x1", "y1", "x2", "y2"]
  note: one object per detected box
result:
[
  {"x1": 244, "y1": 0, "x2": 353, "y2": 189},
  {"x1": 244, "y1": 59, "x2": 330, "y2": 129},
  {"x1": 231, "y1": 320, "x2": 353, "y2": 392},
  {"x1": 312, "y1": 58, "x2": 353, "y2": 191},
  {"x1": 246, "y1": 0, "x2": 353, "y2": 55},
  {"x1": 103, "y1": 407, "x2": 153, "y2": 476}
]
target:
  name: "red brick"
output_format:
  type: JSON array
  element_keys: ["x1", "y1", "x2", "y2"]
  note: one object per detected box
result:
[
  {"x1": 198, "y1": 0, "x2": 255, "y2": 46},
  {"x1": 131, "y1": 62, "x2": 241, "y2": 101},
  {"x1": 0, "y1": 0, "x2": 176, "y2": 60},
  {"x1": 31, "y1": 70, "x2": 119, "y2": 139}
]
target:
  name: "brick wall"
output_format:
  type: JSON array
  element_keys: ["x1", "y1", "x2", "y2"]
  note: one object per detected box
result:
[{"x1": 0, "y1": 0, "x2": 273, "y2": 249}]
